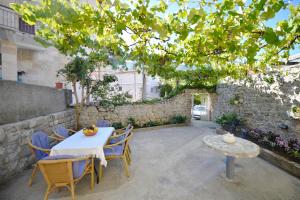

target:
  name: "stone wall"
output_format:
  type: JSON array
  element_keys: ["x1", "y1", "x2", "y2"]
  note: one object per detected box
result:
[
  {"x1": 0, "y1": 109, "x2": 75, "y2": 184},
  {"x1": 0, "y1": 80, "x2": 72, "y2": 125},
  {"x1": 79, "y1": 89, "x2": 216, "y2": 127},
  {"x1": 213, "y1": 65, "x2": 300, "y2": 138}
]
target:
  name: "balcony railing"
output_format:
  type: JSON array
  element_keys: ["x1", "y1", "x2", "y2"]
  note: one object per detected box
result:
[
  {"x1": 0, "y1": 4, "x2": 35, "y2": 35},
  {"x1": 19, "y1": 17, "x2": 35, "y2": 35},
  {"x1": 0, "y1": 4, "x2": 18, "y2": 31}
]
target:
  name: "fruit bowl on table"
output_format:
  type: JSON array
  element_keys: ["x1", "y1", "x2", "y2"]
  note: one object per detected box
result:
[{"x1": 83, "y1": 126, "x2": 98, "y2": 136}]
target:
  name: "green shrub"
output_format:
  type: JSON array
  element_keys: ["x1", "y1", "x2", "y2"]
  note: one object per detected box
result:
[
  {"x1": 169, "y1": 115, "x2": 187, "y2": 124},
  {"x1": 127, "y1": 117, "x2": 141, "y2": 128},
  {"x1": 263, "y1": 76, "x2": 275, "y2": 84},
  {"x1": 159, "y1": 84, "x2": 173, "y2": 97},
  {"x1": 143, "y1": 121, "x2": 161, "y2": 127},
  {"x1": 112, "y1": 122, "x2": 123, "y2": 129},
  {"x1": 216, "y1": 113, "x2": 241, "y2": 127}
]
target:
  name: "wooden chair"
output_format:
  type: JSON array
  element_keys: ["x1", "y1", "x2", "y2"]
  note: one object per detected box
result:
[
  {"x1": 38, "y1": 156, "x2": 94, "y2": 200},
  {"x1": 100, "y1": 129, "x2": 133, "y2": 178},
  {"x1": 52, "y1": 125, "x2": 76, "y2": 141},
  {"x1": 109, "y1": 124, "x2": 133, "y2": 154},
  {"x1": 28, "y1": 131, "x2": 61, "y2": 187}
]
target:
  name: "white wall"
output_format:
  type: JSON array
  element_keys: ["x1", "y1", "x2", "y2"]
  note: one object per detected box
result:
[
  {"x1": 0, "y1": 39, "x2": 18, "y2": 81},
  {"x1": 92, "y1": 67, "x2": 144, "y2": 101},
  {"x1": 144, "y1": 76, "x2": 161, "y2": 99}
]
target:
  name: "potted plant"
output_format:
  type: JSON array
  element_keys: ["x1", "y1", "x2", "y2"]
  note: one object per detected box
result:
[{"x1": 55, "y1": 82, "x2": 63, "y2": 89}]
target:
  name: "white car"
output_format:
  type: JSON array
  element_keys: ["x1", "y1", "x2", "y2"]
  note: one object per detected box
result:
[{"x1": 192, "y1": 105, "x2": 207, "y2": 119}]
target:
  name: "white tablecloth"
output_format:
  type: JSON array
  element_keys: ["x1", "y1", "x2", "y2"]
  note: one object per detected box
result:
[{"x1": 50, "y1": 127, "x2": 114, "y2": 166}]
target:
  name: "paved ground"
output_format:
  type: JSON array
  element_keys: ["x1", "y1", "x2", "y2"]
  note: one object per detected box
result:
[{"x1": 1, "y1": 120, "x2": 300, "y2": 200}]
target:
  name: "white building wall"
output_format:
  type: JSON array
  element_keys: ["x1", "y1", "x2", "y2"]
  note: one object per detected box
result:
[
  {"x1": 144, "y1": 76, "x2": 161, "y2": 99},
  {"x1": 92, "y1": 67, "x2": 144, "y2": 102},
  {"x1": 0, "y1": 39, "x2": 17, "y2": 81}
]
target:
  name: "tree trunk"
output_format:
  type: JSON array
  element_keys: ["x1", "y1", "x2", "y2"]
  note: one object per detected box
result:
[{"x1": 72, "y1": 81, "x2": 81, "y2": 130}]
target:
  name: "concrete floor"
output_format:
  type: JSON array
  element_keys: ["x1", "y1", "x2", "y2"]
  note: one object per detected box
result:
[{"x1": 1, "y1": 120, "x2": 300, "y2": 200}]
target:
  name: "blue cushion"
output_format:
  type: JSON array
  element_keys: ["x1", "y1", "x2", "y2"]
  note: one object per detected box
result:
[
  {"x1": 31, "y1": 131, "x2": 50, "y2": 160},
  {"x1": 55, "y1": 126, "x2": 69, "y2": 138},
  {"x1": 104, "y1": 145, "x2": 124, "y2": 156},
  {"x1": 109, "y1": 127, "x2": 131, "y2": 144},
  {"x1": 42, "y1": 155, "x2": 87, "y2": 179},
  {"x1": 96, "y1": 120, "x2": 111, "y2": 127},
  {"x1": 109, "y1": 136, "x2": 125, "y2": 144}
]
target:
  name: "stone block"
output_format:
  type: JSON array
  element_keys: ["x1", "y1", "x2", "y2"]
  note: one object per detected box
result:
[{"x1": 0, "y1": 128, "x2": 6, "y2": 144}]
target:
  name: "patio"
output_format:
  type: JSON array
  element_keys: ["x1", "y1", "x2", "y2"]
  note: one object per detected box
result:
[{"x1": 1, "y1": 120, "x2": 299, "y2": 200}]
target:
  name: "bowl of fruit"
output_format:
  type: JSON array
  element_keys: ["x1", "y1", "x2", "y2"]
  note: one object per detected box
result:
[{"x1": 83, "y1": 125, "x2": 98, "y2": 136}]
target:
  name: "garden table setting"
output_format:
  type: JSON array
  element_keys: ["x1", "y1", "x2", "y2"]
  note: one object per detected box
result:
[
  {"x1": 50, "y1": 127, "x2": 115, "y2": 183},
  {"x1": 203, "y1": 134, "x2": 260, "y2": 182}
]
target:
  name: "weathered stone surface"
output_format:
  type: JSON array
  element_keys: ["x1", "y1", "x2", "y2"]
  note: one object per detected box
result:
[
  {"x1": 0, "y1": 128, "x2": 6, "y2": 143},
  {"x1": 213, "y1": 65, "x2": 300, "y2": 138},
  {"x1": 0, "y1": 109, "x2": 75, "y2": 184},
  {"x1": 79, "y1": 89, "x2": 216, "y2": 128},
  {"x1": 259, "y1": 148, "x2": 300, "y2": 178}
]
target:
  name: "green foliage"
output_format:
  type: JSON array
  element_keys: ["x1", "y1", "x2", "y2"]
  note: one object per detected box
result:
[
  {"x1": 92, "y1": 75, "x2": 132, "y2": 109},
  {"x1": 292, "y1": 106, "x2": 300, "y2": 113},
  {"x1": 112, "y1": 122, "x2": 123, "y2": 129},
  {"x1": 263, "y1": 76, "x2": 275, "y2": 84},
  {"x1": 193, "y1": 94, "x2": 202, "y2": 105},
  {"x1": 143, "y1": 121, "x2": 160, "y2": 127},
  {"x1": 229, "y1": 94, "x2": 241, "y2": 105},
  {"x1": 57, "y1": 56, "x2": 94, "y2": 85},
  {"x1": 127, "y1": 115, "x2": 187, "y2": 128},
  {"x1": 11, "y1": 0, "x2": 300, "y2": 87},
  {"x1": 125, "y1": 98, "x2": 162, "y2": 105},
  {"x1": 216, "y1": 113, "x2": 240, "y2": 127},
  {"x1": 127, "y1": 117, "x2": 139, "y2": 128},
  {"x1": 159, "y1": 84, "x2": 173, "y2": 97},
  {"x1": 169, "y1": 115, "x2": 188, "y2": 124}
]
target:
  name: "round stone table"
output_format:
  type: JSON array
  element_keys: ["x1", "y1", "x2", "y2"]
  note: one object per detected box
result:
[{"x1": 203, "y1": 135, "x2": 260, "y2": 181}]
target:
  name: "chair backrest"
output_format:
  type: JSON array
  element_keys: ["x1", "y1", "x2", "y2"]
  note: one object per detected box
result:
[
  {"x1": 96, "y1": 119, "x2": 111, "y2": 127},
  {"x1": 124, "y1": 126, "x2": 133, "y2": 138},
  {"x1": 123, "y1": 131, "x2": 133, "y2": 154},
  {"x1": 125, "y1": 124, "x2": 133, "y2": 131},
  {"x1": 38, "y1": 155, "x2": 89, "y2": 185},
  {"x1": 53, "y1": 125, "x2": 69, "y2": 138},
  {"x1": 111, "y1": 126, "x2": 133, "y2": 144},
  {"x1": 39, "y1": 159, "x2": 73, "y2": 186},
  {"x1": 31, "y1": 131, "x2": 50, "y2": 160}
]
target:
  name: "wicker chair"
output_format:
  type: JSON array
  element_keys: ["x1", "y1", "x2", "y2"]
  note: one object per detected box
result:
[
  {"x1": 28, "y1": 131, "x2": 60, "y2": 186},
  {"x1": 52, "y1": 125, "x2": 76, "y2": 140},
  {"x1": 100, "y1": 128, "x2": 133, "y2": 178},
  {"x1": 96, "y1": 119, "x2": 111, "y2": 127},
  {"x1": 109, "y1": 124, "x2": 133, "y2": 154},
  {"x1": 38, "y1": 156, "x2": 94, "y2": 200}
]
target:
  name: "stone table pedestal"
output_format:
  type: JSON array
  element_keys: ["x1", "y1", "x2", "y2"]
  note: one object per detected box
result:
[{"x1": 203, "y1": 135, "x2": 260, "y2": 181}]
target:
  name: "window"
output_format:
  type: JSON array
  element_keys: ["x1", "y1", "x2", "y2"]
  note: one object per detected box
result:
[{"x1": 118, "y1": 86, "x2": 122, "y2": 91}]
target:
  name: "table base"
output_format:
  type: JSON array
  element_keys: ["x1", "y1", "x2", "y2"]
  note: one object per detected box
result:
[{"x1": 226, "y1": 156, "x2": 235, "y2": 181}]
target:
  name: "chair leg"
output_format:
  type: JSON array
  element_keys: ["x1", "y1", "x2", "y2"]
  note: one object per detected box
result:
[
  {"x1": 90, "y1": 159, "x2": 94, "y2": 191},
  {"x1": 125, "y1": 150, "x2": 131, "y2": 165},
  {"x1": 122, "y1": 156, "x2": 130, "y2": 177},
  {"x1": 70, "y1": 183, "x2": 75, "y2": 200},
  {"x1": 28, "y1": 164, "x2": 38, "y2": 187},
  {"x1": 128, "y1": 145, "x2": 132, "y2": 154},
  {"x1": 44, "y1": 186, "x2": 51, "y2": 200}
]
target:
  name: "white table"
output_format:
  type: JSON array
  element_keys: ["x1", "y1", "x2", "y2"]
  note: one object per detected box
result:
[
  {"x1": 203, "y1": 135, "x2": 260, "y2": 181},
  {"x1": 50, "y1": 127, "x2": 115, "y2": 167}
]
